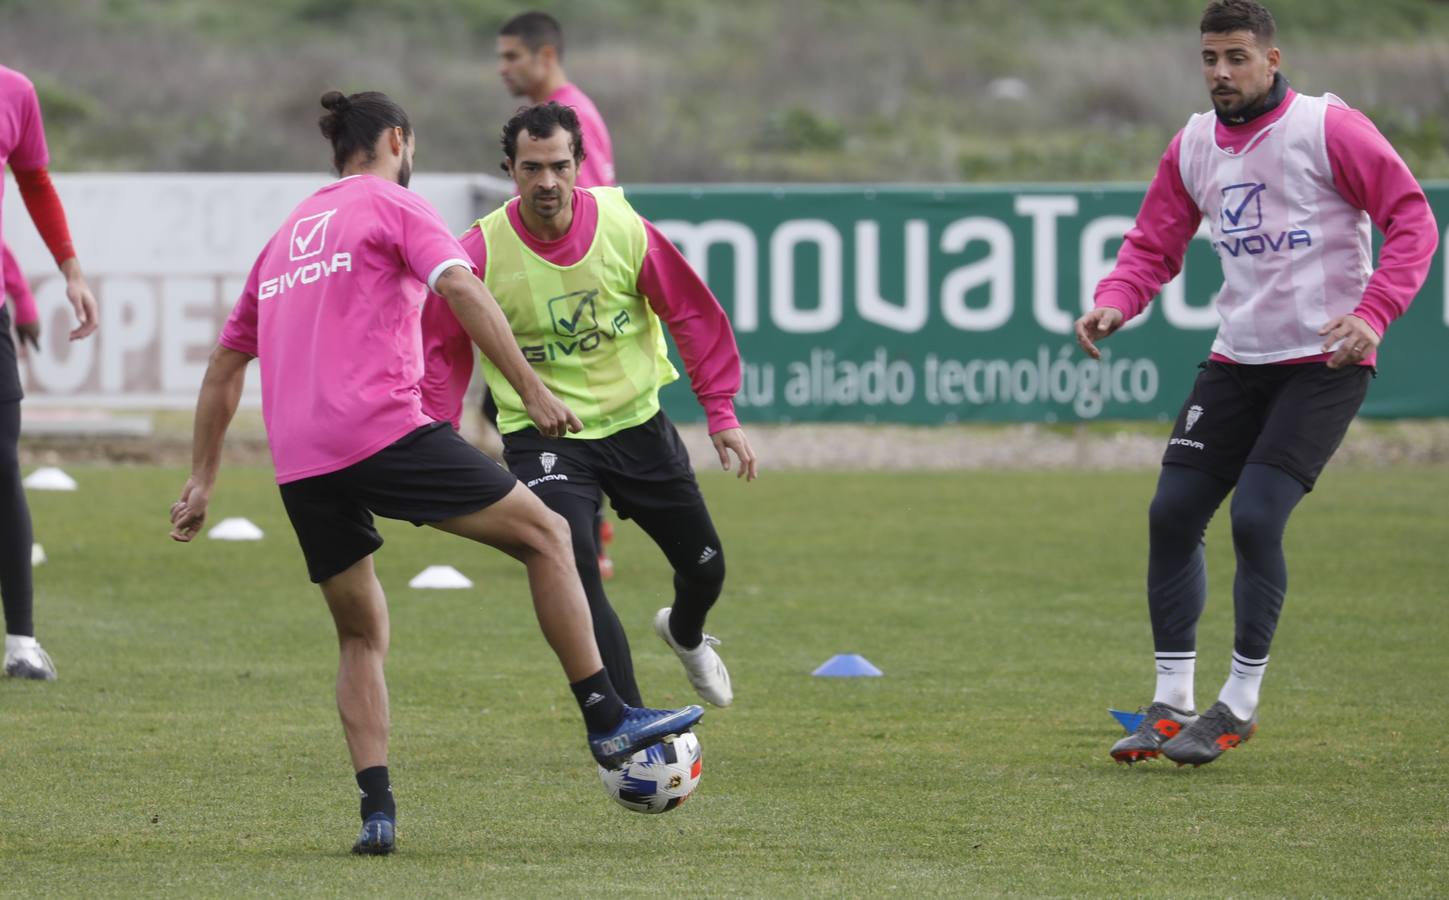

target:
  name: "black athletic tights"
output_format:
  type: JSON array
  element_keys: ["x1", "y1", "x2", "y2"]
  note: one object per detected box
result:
[
  {"x1": 0, "y1": 398, "x2": 34, "y2": 637},
  {"x1": 1146, "y1": 462, "x2": 1306, "y2": 660},
  {"x1": 545, "y1": 491, "x2": 726, "y2": 707}
]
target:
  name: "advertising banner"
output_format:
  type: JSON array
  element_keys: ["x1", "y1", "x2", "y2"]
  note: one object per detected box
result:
[
  {"x1": 5, "y1": 176, "x2": 1445, "y2": 421},
  {"x1": 628, "y1": 185, "x2": 1449, "y2": 424}
]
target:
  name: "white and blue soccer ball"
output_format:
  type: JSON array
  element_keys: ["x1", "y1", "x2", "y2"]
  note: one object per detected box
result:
[{"x1": 597, "y1": 731, "x2": 702, "y2": 814}]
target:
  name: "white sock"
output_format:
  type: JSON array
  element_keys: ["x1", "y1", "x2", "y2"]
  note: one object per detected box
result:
[
  {"x1": 5, "y1": 634, "x2": 39, "y2": 655},
  {"x1": 1152, "y1": 651, "x2": 1196, "y2": 711},
  {"x1": 1217, "y1": 651, "x2": 1269, "y2": 720}
]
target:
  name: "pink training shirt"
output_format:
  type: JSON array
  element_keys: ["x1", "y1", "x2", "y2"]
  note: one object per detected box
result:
[
  {"x1": 1094, "y1": 88, "x2": 1438, "y2": 366},
  {"x1": 219, "y1": 175, "x2": 474, "y2": 484},
  {"x1": 547, "y1": 83, "x2": 615, "y2": 187},
  {"x1": 2, "y1": 242, "x2": 37, "y2": 325},
  {"x1": 419, "y1": 187, "x2": 741, "y2": 434},
  {"x1": 0, "y1": 65, "x2": 50, "y2": 298}
]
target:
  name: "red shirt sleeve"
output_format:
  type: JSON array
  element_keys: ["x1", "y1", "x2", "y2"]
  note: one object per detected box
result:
[
  {"x1": 12, "y1": 168, "x2": 76, "y2": 266},
  {"x1": 2, "y1": 242, "x2": 38, "y2": 326},
  {"x1": 1093, "y1": 131, "x2": 1203, "y2": 321},
  {"x1": 8, "y1": 82, "x2": 74, "y2": 266},
  {"x1": 218, "y1": 251, "x2": 264, "y2": 357},
  {"x1": 1325, "y1": 104, "x2": 1440, "y2": 336},
  {"x1": 636, "y1": 218, "x2": 741, "y2": 433}
]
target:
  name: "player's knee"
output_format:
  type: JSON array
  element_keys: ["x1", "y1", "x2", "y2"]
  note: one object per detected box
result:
[
  {"x1": 529, "y1": 508, "x2": 575, "y2": 564},
  {"x1": 563, "y1": 516, "x2": 598, "y2": 569},
  {"x1": 330, "y1": 607, "x2": 389, "y2": 651},
  {"x1": 1148, "y1": 490, "x2": 1200, "y2": 543},
  {"x1": 1229, "y1": 496, "x2": 1283, "y2": 549},
  {"x1": 678, "y1": 547, "x2": 725, "y2": 591}
]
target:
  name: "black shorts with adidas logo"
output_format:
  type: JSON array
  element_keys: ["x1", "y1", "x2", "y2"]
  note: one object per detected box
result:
[
  {"x1": 501, "y1": 410, "x2": 705, "y2": 520},
  {"x1": 1162, "y1": 360, "x2": 1371, "y2": 490}
]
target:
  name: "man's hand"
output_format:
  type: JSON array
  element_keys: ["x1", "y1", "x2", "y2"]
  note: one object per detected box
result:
[
  {"x1": 1074, "y1": 307, "x2": 1123, "y2": 359},
  {"x1": 710, "y1": 427, "x2": 758, "y2": 481},
  {"x1": 170, "y1": 476, "x2": 212, "y2": 542},
  {"x1": 521, "y1": 386, "x2": 583, "y2": 439},
  {"x1": 1318, "y1": 314, "x2": 1379, "y2": 370},
  {"x1": 60, "y1": 259, "x2": 98, "y2": 341},
  {"x1": 15, "y1": 321, "x2": 40, "y2": 353}
]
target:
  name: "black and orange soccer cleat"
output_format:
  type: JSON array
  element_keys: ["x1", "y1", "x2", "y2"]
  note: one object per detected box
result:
[
  {"x1": 1110, "y1": 702, "x2": 1198, "y2": 764},
  {"x1": 1161, "y1": 701, "x2": 1257, "y2": 767}
]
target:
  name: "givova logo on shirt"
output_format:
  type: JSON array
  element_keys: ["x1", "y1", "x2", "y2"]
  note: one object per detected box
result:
[
  {"x1": 523, "y1": 289, "x2": 632, "y2": 363},
  {"x1": 259, "y1": 208, "x2": 353, "y2": 300},
  {"x1": 289, "y1": 209, "x2": 337, "y2": 260}
]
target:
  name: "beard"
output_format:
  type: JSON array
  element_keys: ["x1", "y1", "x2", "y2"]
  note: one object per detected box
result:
[
  {"x1": 396, "y1": 155, "x2": 413, "y2": 189},
  {"x1": 1212, "y1": 85, "x2": 1266, "y2": 117},
  {"x1": 529, "y1": 189, "x2": 562, "y2": 217}
]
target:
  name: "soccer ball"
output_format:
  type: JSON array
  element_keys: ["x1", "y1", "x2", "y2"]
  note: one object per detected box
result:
[{"x1": 597, "y1": 732, "x2": 702, "y2": 814}]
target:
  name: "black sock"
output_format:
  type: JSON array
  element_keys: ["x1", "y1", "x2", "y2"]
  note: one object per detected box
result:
[
  {"x1": 356, "y1": 766, "x2": 395, "y2": 822},
  {"x1": 570, "y1": 668, "x2": 626, "y2": 733}
]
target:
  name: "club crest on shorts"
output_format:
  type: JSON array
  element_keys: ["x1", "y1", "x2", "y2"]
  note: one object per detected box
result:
[
  {"x1": 1185, "y1": 405, "x2": 1204, "y2": 433},
  {"x1": 540, "y1": 452, "x2": 558, "y2": 474}
]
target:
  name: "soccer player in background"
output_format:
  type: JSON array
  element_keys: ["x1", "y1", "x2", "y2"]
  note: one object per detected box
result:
[
  {"x1": 1076, "y1": 0, "x2": 1438, "y2": 766},
  {"x1": 1, "y1": 64, "x2": 101, "y2": 682},
  {"x1": 420, "y1": 102, "x2": 753, "y2": 711},
  {"x1": 168, "y1": 90, "x2": 702, "y2": 854},
  {"x1": 497, "y1": 11, "x2": 615, "y2": 189},
  {"x1": 496, "y1": 10, "x2": 621, "y2": 577}
]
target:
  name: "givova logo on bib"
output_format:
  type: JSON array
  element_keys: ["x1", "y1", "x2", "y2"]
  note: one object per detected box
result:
[
  {"x1": 1220, "y1": 183, "x2": 1266, "y2": 234},
  {"x1": 551, "y1": 290, "x2": 600, "y2": 337},
  {"x1": 523, "y1": 288, "x2": 633, "y2": 363},
  {"x1": 1216, "y1": 183, "x2": 1313, "y2": 258}
]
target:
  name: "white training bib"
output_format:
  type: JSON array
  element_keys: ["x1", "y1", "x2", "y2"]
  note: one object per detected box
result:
[{"x1": 1178, "y1": 93, "x2": 1372, "y2": 362}]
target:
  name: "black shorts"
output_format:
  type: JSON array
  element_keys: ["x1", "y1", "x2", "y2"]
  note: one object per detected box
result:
[
  {"x1": 501, "y1": 410, "x2": 704, "y2": 520},
  {"x1": 1162, "y1": 360, "x2": 1372, "y2": 490},
  {"x1": 279, "y1": 422, "x2": 518, "y2": 583}
]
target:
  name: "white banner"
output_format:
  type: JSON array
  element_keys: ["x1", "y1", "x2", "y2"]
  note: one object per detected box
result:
[{"x1": 3, "y1": 172, "x2": 511, "y2": 407}]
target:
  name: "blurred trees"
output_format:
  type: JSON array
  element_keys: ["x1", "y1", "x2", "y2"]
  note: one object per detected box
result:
[{"x1": 3, "y1": 0, "x2": 1446, "y2": 182}]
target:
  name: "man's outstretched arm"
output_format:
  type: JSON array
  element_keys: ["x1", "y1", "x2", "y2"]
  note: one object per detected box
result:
[{"x1": 171, "y1": 345, "x2": 252, "y2": 542}]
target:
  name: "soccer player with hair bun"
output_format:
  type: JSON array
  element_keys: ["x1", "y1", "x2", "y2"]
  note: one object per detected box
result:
[{"x1": 170, "y1": 89, "x2": 702, "y2": 855}]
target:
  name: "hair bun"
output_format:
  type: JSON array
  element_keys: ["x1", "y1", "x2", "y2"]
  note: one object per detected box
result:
[{"x1": 320, "y1": 91, "x2": 350, "y2": 113}]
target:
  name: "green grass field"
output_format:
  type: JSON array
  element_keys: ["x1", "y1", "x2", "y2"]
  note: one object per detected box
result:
[{"x1": 3, "y1": 464, "x2": 1447, "y2": 897}]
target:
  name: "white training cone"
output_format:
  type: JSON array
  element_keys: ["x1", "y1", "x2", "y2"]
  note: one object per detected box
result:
[
  {"x1": 23, "y1": 467, "x2": 77, "y2": 491},
  {"x1": 207, "y1": 517, "x2": 265, "y2": 541},
  {"x1": 31, "y1": 543, "x2": 46, "y2": 566},
  {"x1": 409, "y1": 565, "x2": 473, "y2": 589}
]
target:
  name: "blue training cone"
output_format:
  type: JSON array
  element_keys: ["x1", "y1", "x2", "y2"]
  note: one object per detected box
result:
[
  {"x1": 812, "y1": 654, "x2": 884, "y2": 677},
  {"x1": 1109, "y1": 708, "x2": 1145, "y2": 733}
]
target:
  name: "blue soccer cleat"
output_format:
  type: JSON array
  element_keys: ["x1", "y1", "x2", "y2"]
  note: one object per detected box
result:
[
  {"x1": 588, "y1": 704, "x2": 705, "y2": 769},
  {"x1": 351, "y1": 812, "x2": 395, "y2": 856}
]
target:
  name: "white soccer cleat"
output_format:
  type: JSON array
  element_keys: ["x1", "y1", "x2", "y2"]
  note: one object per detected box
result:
[
  {"x1": 4, "y1": 636, "x2": 57, "y2": 681},
  {"x1": 653, "y1": 607, "x2": 732, "y2": 707}
]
